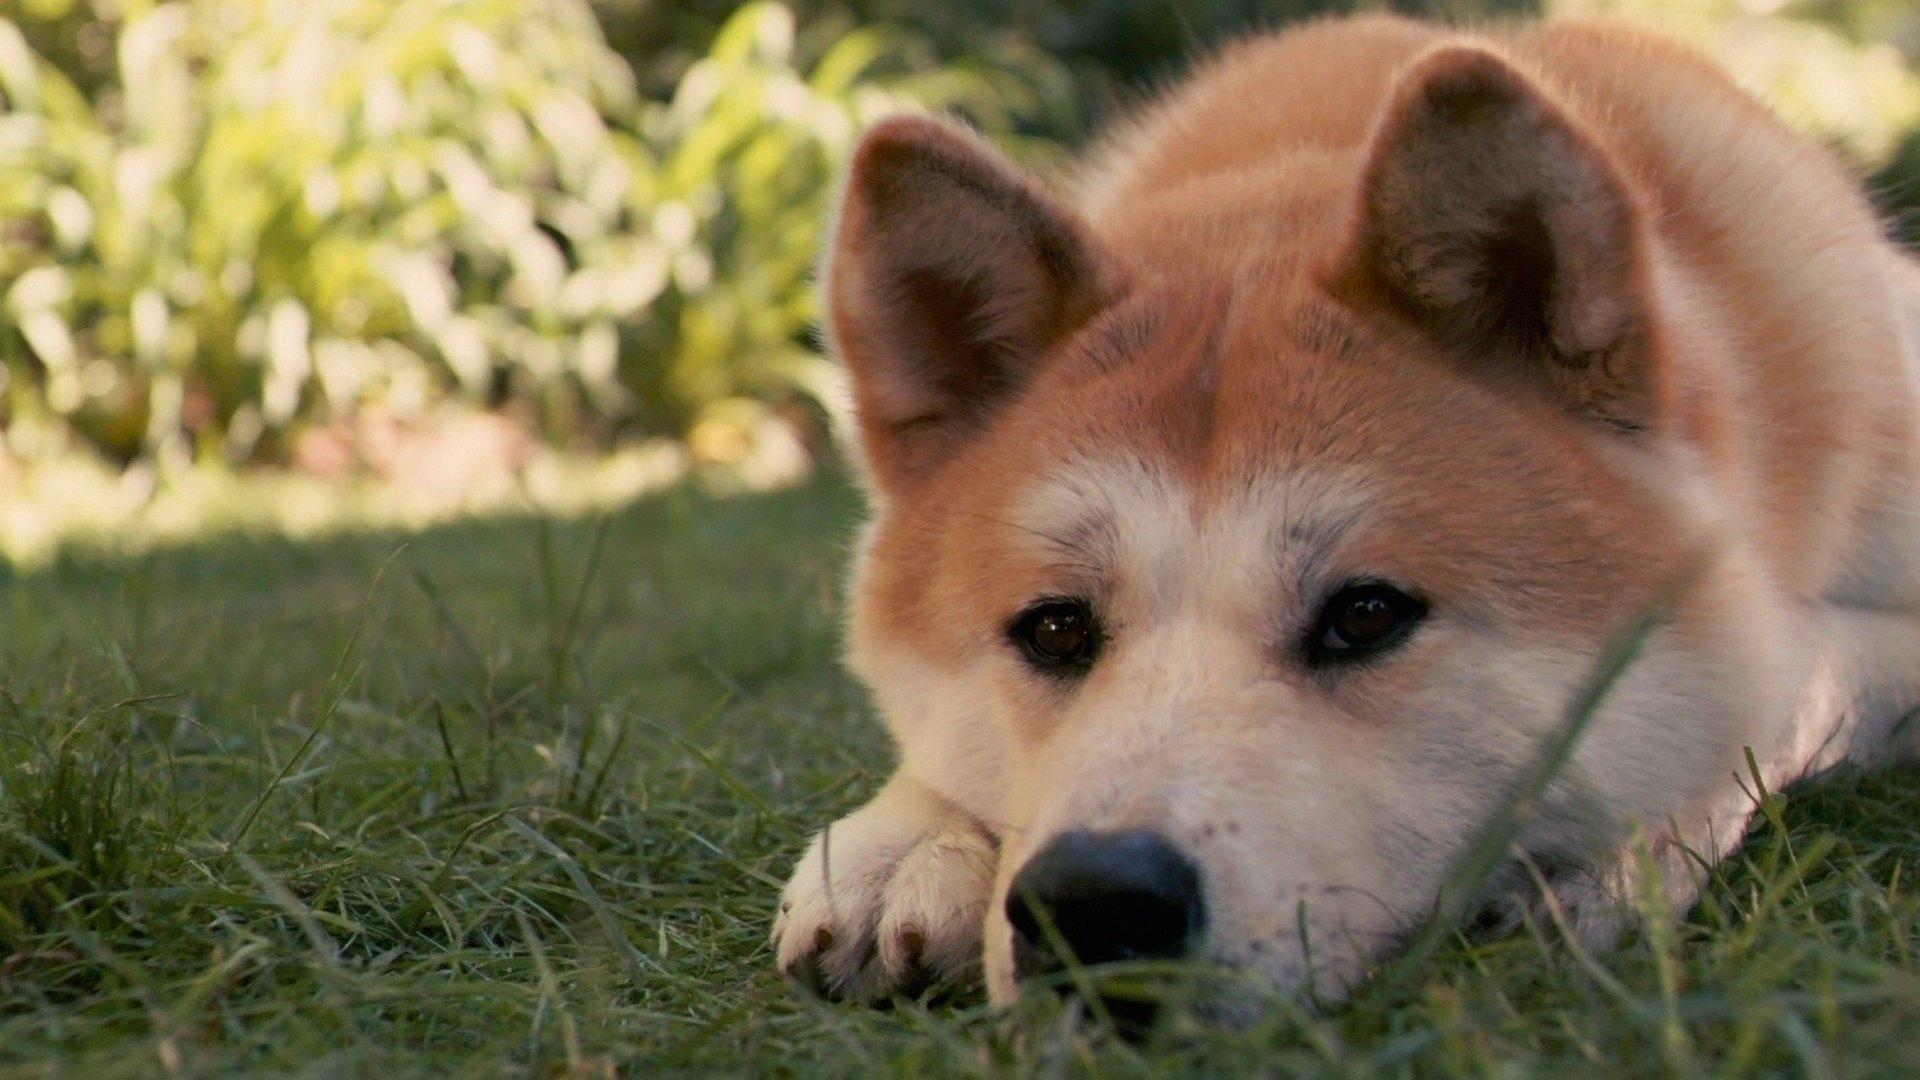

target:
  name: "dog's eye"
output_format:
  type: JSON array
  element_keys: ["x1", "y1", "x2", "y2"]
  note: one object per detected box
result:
[
  {"x1": 1307, "y1": 582, "x2": 1427, "y2": 665},
  {"x1": 1009, "y1": 598, "x2": 1102, "y2": 675}
]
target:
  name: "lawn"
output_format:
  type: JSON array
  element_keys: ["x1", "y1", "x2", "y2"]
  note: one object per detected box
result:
[{"x1": 1, "y1": 468, "x2": 1917, "y2": 1076}]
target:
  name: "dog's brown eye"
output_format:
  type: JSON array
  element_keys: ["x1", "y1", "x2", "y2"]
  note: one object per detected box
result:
[
  {"x1": 1009, "y1": 598, "x2": 1103, "y2": 675},
  {"x1": 1308, "y1": 582, "x2": 1427, "y2": 666}
]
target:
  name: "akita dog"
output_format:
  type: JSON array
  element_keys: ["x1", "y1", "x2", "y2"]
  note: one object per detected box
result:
[{"x1": 771, "y1": 14, "x2": 1920, "y2": 1022}]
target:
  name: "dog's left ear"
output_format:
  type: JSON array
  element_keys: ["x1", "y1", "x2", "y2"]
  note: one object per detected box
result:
[{"x1": 1334, "y1": 45, "x2": 1665, "y2": 433}]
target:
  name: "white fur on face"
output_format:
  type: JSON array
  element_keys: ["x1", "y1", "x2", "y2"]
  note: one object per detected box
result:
[{"x1": 854, "y1": 452, "x2": 1790, "y2": 1009}]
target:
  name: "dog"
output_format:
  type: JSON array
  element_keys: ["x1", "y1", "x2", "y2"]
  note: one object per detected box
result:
[{"x1": 771, "y1": 14, "x2": 1920, "y2": 1024}]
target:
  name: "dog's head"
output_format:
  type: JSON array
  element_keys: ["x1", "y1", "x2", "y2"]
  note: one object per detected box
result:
[{"x1": 827, "y1": 47, "x2": 1785, "y2": 1018}]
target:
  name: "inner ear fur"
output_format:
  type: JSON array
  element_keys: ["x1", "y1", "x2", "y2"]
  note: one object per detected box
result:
[
  {"x1": 1333, "y1": 44, "x2": 1668, "y2": 433},
  {"x1": 826, "y1": 115, "x2": 1124, "y2": 493}
]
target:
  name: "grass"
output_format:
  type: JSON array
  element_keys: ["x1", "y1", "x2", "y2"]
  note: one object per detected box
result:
[{"x1": 1, "y1": 467, "x2": 1917, "y2": 1076}]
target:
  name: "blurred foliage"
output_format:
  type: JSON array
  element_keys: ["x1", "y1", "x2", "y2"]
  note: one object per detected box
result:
[
  {"x1": 0, "y1": 0, "x2": 1062, "y2": 469},
  {"x1": 0, "y1": 0, "x2": 1916, "y2": 473}
]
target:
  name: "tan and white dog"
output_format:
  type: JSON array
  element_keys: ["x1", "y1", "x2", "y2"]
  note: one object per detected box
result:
[{"x1": 771, "y1": 15, "x2": 1920, "y2": 1022}]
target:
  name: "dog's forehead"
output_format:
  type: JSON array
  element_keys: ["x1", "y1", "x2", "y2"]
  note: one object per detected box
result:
[
  {"x1": 1010, "y1": 453, "x2": 1379, "y2": 607},
  {"x1": 1006, "y1": 293, "x2": 1412, "y2": 579},
  {"x1": 1040, "y1": 282, "x2": 1436, "y2": 486}
]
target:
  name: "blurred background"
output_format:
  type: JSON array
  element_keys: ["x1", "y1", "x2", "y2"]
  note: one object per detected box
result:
[{"x1": 2, "y1": 0, "x2": 1917, "y2": 565}]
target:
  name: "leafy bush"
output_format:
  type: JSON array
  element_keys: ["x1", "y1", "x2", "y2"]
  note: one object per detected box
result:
[{"x1": 0, "y1": 0, "x2": 1065, "y2": 468}]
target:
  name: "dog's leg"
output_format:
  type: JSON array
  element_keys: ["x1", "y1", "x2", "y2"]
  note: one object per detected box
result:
[
  {"x1": 1534, "y1": 595, "x2": 1920, "y2": 947},
  {"x1": 772, "y1": 774, "x2": 998, "y2": 1002}
]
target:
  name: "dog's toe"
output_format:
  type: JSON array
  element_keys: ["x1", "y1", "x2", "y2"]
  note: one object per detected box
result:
[{"x1": 872, "y1": 827, "x2": 995, "y2": 991}]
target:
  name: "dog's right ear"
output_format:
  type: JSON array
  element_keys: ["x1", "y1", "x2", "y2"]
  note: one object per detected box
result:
[
  {"x1": 1331, "y1": 45, "x2": 1665, "y2": 434},
  {"x1": 826, "y1": 116, "x2": 1124, "y2": 495}
]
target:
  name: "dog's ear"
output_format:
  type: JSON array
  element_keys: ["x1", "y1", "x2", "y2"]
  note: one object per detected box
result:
[
  {"x1": 827, "y1": 116, "x2": 1124, "y2": 493},
  {"x1": 1334, "y1": 45, "x2": 1665, "y2": 433}
]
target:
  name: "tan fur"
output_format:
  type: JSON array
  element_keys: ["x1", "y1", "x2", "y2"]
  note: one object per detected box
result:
[{"x1": 773, "y1": 14, "x2": 1920, "y2": 1016}]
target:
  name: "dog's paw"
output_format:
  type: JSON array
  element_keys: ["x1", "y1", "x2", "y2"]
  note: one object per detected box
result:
[
  {"x1": 1490, "y1": 834, "x2": 1711, "y2": 951},
  {"x1": 772, "y1": 786, "x2": 997, "y2": 1004}
]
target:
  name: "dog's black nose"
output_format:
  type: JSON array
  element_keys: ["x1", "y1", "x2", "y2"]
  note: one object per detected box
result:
[{"x1": 1006, "y1": 829, "x2": 1204, "y2": 1028}]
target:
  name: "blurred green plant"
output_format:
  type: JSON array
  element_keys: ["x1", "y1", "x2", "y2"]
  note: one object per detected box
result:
[{"x1": 0, "y1": 0, "x2": 1066, "y2": 469}]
